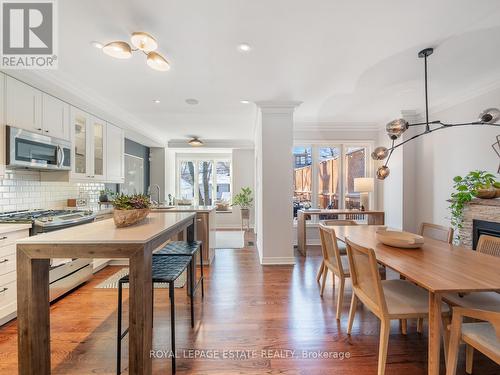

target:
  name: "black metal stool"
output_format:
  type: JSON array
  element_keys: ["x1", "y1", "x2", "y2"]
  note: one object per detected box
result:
[
  {"x1": 116, "y1": 256, "x2": 191, "y2": 374},
  {"x1": 154, "y1": 241, "x2": 205, "y2": 315}
]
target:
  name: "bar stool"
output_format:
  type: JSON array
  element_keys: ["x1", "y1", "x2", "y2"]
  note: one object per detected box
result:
[
  {"x1": 155, "y1": 241, "x2": 205, "y2": 306},
  {"x1": 116, "y1": 255, "x2": 192, "y2": 374}
]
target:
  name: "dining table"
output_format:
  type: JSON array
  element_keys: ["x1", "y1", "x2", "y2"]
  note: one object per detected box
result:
[
  {"x1": 16, "y1": 211, "x2": 196, "y2": 375},
  {"x1": 329, "y1": 225, "x2": 500, "y2": 375}
]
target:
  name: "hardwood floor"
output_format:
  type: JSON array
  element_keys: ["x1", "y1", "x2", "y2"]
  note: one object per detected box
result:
[{"x1": 0, "y1": 231, "x2": 498, "y2": 374}]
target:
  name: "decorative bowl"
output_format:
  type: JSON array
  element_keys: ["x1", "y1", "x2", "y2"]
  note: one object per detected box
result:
[
  {"x1": 113, "y1": 208, "x2": 150, "y2": 228},
  {"x1": 376, "y1": 228, "x2": 425, "y2": 249},
  {"x1": 476, "y1": 188, "x2": 497, "y2": 199}
]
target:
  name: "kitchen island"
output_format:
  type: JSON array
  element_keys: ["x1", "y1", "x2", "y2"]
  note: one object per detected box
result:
[
  {"x1": 152, "y1": 205, "x2": 216, "y2": 264},
  {"x1": 16, "y1": 211, "x2": 196, "y2": 375}
]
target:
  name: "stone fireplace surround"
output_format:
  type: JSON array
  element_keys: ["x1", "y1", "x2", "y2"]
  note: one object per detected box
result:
[{"x1": 459, "y1": 198, "x2": 500, "y2": 248}]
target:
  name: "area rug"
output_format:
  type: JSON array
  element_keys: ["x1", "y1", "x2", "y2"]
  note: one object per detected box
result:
[
  {"x1": 215, "y1": 230, "x2": 245, "y2": 249},
  {"x1": 95, "y1": 268, "x2": 186, "y2": 289}
]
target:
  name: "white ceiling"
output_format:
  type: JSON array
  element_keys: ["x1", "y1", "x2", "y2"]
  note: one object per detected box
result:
[{"x1": 17, "y1": 0, "x2": 500, "y2": 144}]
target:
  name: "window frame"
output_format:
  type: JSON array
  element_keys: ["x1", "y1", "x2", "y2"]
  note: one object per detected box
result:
[
  {"x1": 176, "y1": 155, "x2": 232, "y2": 206},
  {"x1": 293, "y1": 141, "x2": 374, "y2": 210}
]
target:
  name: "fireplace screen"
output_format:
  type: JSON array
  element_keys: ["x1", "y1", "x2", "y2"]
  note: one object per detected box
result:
[{"x1": 472, "y1": 219, "x2": 500, "y2": 250}]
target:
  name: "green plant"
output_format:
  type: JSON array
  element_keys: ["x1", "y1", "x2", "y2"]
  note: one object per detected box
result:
[
  {"x1": 232, "y1": 187, "x2": 253, "y2": 209},
  {"x1": 449, "y1": 170, "x2": 497, "y2": 233},
  {"x1": 99, "y1": 188, "x2": 116, "y2": 198},
  {"x1": 112, "y1": 194, "x2": 151, "y2": 210}
]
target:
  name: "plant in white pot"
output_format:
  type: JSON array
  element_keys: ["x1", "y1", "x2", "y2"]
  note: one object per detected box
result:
[{"x1": 232, "y1": 187, "x2": 253, "y2": 224}]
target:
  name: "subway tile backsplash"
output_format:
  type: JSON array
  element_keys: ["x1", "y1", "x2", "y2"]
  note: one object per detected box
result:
[{"x1": 0, "y1": 170, "x2": 105, "y2": 213}]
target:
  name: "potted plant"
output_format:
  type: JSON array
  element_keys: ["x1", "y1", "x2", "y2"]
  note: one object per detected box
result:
[
  {"x1": 449, "y1": 170, "x2": 498, "y2": 236},
  {"x1": 112, "y1": 193, "x2": 152, "y2": 228},
  {"x1": 232, "y1": 187, "x2": 253, "y2": 220},
  {"x1": 99, "y1": 188, "x2": 115, "y2": 203}
]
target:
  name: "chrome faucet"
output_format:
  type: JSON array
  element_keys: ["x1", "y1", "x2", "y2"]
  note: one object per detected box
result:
[{"x1": 152, "y1": 184, "x2": 161, "y2": 207}]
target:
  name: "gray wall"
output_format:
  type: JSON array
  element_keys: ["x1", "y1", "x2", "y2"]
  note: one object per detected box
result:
[{"x1": 123, "y1": 138, "x2": 150, "y2": 195}]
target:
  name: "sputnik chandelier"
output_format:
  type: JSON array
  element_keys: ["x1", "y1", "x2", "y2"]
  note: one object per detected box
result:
[
  {"x1": 102, "y1": 32, "x2": 170, "y2": 71},
  {"x1": 372, "y1": 47, "x2": 500, "y2": 180}
]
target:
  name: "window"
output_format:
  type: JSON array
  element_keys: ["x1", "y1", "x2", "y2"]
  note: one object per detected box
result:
[
  {"x1": 177, "y1": 158, "x2": 231, "y2": 206},
  {"x1": 293, "y1": 144, "x2": 371, "y2": 216}
]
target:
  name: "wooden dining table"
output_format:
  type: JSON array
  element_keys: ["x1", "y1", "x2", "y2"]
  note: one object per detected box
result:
[{"x1": 329, "y1": 225, "x2": 500, "y2": 375}]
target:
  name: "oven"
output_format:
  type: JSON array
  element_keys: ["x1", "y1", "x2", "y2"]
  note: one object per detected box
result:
[{"x1": 6, "y1": 126, "x2": 71, "y2": 170}]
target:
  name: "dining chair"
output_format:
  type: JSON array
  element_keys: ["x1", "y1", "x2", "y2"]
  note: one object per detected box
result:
[
  {"x1": 420, "y1": 222, "x2": 454, "y2": 244},
  {"x1": 411, "y1": 222, "x2": 454, "y2": 334},
  {"x1": 316, "y1": 220, "x2": 357, "y2": 283},
  {"x1": 443, "y1": 234, "x2": 500, "y2": 312},
  {"x1": 446, "y1": 307, "x2": 500, "y2": 375},
  {"x1": 345, "y1": 237, "x2": 450, "y2": 375}
]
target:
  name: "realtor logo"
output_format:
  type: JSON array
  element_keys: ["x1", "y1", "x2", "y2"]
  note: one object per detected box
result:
[{"x1": 1, "y1": 0, "x2": 58, "y2": 69}]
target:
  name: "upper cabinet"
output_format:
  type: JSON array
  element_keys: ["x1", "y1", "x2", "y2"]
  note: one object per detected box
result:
[
  {"x1": 106, "y1": 123, "x2": 125, "y2": 183},
  {"x1": 5, "y1": 76, "x2": 70, "y2": 141},
  {"x1": 42, "y1": 94, "x2": 70, "y2": 140},
  {"x1": 92, "y1": 117, "x2": 106, "y2": 180},
  {"x1": 5, "y1": 76, "x2": 42, "y2": 134}
]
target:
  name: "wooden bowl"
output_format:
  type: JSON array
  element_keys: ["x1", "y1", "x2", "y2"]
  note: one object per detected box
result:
[
  {"x1": 376, "y1": 229, "x2": 424, "y2": 249},
  {"x1": 476, "y1": 188, "x2": 497, "y2": 199},
  {"x1": 113, "y1": 208, "x2": 150, "y2": 228}
]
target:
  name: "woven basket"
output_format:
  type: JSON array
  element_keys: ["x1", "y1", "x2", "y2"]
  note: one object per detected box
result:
[{"x1": 113, "y1": 208, "x2": 150, "y2": 228}]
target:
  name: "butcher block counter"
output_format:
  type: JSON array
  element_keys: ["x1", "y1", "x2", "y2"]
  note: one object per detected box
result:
[
  {"x1": 152, "y1": 205, "x2": 216, "y2": 264},
  {"x1": 16, "y1": 212, "x2": 196, "y2": 375}
]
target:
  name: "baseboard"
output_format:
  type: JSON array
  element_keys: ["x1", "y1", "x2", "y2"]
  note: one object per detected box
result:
[{"x1": 260, "y1": 256, "x2": 296, "y2": 265}]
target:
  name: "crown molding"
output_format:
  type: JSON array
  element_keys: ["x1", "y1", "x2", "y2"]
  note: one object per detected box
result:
[
  {"x1": 255, "y1": 100, "x2": 302, "y2": 114},
  {"x1": 168, "y1": 139, "x2": 254, "y2": 149},
  {"x1": 294, "y1": 121, "x2": 380, "y2": 132},
  {"x1": 1, "y1": 70, "x2": 165, "y2": 147}
]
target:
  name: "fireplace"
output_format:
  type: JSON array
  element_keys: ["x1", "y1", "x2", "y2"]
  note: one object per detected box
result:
[{"x1": 472, "y1": 219, "x2": 500, "y2": 250}]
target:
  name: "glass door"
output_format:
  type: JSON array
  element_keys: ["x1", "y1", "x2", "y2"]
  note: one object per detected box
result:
[
  {"x1": 72, "y1": 108, "x2": 88, "y2": 178},
  {"x1": 93, "y1": 118, "x2": 105, "y2": 179}
]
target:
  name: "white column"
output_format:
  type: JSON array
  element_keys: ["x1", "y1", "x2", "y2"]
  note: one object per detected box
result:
[{"x1": 254, "y1": 101, "x2": 301, "y2": 265}]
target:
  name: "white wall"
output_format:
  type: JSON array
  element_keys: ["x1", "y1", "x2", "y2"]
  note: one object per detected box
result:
[
  {"x1": 216, "y1": 149, "x2": 255, "y2": 228},
  {"x1": 412, "y1": 88, "x2": 500, "y2": 228}
]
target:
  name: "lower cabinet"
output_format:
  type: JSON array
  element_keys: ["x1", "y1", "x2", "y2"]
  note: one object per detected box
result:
[{"x1": 0, "y1": 227, "x2": 30, "y2": 326}]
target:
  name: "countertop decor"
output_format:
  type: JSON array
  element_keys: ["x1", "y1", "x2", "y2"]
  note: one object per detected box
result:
[{"x1": 112, "y1": 194, "x2": 151, "y2": 228}]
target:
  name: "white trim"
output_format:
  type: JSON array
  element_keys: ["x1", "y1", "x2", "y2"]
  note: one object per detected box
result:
[
  {"x1": 260, "y1": 256, "x2": 296, "y2": 265},
  {"x1": 294, "y1": 122, "x2": 380, "y2": 132}
]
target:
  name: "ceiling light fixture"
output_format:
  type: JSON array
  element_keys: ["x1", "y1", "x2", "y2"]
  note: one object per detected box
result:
[
  {"x1": 102, "y1": 31, "x2": 170, "y2": 71},
  {"x1": 90, "y1": 41, "x2": 103, "y2": 49},
  {"x1": 240, "y1": 100, "x2": 250, "y2": 104},
  {"x1": 188, "y1": 137, "x2": 203, "y2": 146},
  {"x1": 237, "y1": 43, "x2": 251, "y2": 52},
  {"x1": 373, "y1": 47, "x2": 500, "y2": 180},
  {"x1": 185, "y1": 98, "x2": 199, "y2": 105}
]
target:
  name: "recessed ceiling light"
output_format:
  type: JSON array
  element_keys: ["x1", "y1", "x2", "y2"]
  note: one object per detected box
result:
[
  {"x1": 240, "y1": 100, "x2": 250, "y2": 104},
  {"x1": 153, "y1": 99, "x2": 161, "y2": 104},
  {"x1": 185, "y1": 98, "x2": 199, "y2": 105},
  {"x1": 237, "y1": 43, "x2": 251, "y2": 52},
  {"x1": 91, "y1": 41, "x2": 103, "y2": 49}
]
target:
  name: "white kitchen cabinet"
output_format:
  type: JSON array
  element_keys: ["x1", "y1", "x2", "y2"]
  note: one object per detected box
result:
[
  {"x1": 42, "y1": 93, "x2": 70, "y2": 140},
  {"x1": 70, "y1": 106, "x2": 108, "y2": 181},
  {"x1": 106, "y1": 123, "x2": 124, "y2": 183},
  {"x1": 5, "y1": 76, "x2": 42, "y2": 133}
]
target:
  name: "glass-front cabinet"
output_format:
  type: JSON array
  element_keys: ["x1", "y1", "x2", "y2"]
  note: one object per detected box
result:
[{"x1": 70, "y1": 106, "x2": 106, "y2": 180}]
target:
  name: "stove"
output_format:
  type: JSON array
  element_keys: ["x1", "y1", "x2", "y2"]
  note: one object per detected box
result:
[
  {"x1": 0, "y1": 209, "x2": 96, "y2": 234},
  {"x1": 0, "y1": 209, "x2": 96, "y2": 302}
]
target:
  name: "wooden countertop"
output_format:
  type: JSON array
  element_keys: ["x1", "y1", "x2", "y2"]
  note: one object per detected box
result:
[
  {"x1": 152, "y1": 205, "x2": 215, "y2": 213},
  {"x1": 17, "y1": 212, "x2": 195, "y2": 245},
  {"x1": 0, "y1": 223, "x2": 32, "y2": 233}
]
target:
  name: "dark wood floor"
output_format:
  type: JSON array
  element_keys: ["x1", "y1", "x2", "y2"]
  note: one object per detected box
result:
[{"x1": 0, "y1": 231, "x2": 498, "y2": 374}]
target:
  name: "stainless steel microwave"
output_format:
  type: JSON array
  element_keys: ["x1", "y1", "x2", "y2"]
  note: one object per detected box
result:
[{"x1": 6, "y1": 126, "x2": 71, "y2": 170}]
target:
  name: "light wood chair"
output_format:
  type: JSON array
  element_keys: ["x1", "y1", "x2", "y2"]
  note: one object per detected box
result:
[
  {"x1": 316, "y1": 220, "x2": 357, "y2": 283},
  {"x1": 411, "y1": 222, "x2": 454, "y2": 334},
  {"x1": 443, "y1": 234, "x2": 500, "y2": 312},
  {"x1": 420, "y1": 222, "x2": 454, "y2": 244},
  {"x1": 345, "y1": 237, "x2": 450, "y2": 375},
  {"x1": 446, "y1": 307, "x2": 500, "y2": 375},
  {"x1": 318, "y1": 224, "x2": 350, "y2": 319}
]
